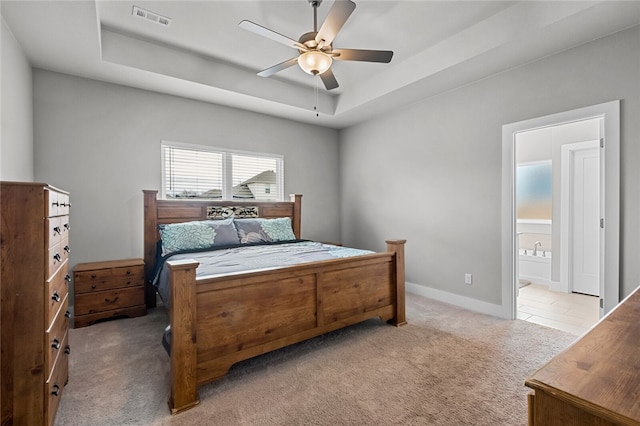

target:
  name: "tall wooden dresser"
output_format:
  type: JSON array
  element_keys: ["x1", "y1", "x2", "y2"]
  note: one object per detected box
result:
[{"x1": 1, "y1": 182, "x2": 71, "y2": 426}]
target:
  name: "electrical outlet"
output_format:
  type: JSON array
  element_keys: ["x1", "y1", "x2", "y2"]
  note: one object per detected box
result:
[{"x1": 465, "y1": 273, "x2": 473, "y2": 285}]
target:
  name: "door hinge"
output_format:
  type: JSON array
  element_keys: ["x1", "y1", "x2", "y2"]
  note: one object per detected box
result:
[
  {"x1": 600, "y1": 138, "x2": 604, "y2": 148},
  {"x1": 600, "y1": 218, "x2": 604, "y2": 229}
]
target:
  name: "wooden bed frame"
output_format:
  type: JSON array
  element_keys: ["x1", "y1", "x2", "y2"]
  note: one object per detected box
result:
[{"x1": 143, "y1": 190, "x2": 406, "y2": 414}]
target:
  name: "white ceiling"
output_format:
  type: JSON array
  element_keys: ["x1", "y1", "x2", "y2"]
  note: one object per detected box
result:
[{"x1": 2, "y1": 1, "x2": 639, "y2": 129}]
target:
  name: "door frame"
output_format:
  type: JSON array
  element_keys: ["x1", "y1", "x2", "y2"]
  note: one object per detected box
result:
[{"x1": 501, "y1": 100, "x2": 619, "y2": 319}]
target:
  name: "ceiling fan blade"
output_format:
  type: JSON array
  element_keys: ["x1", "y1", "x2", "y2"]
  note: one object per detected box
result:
[
  {"x1": 319, "y1": 68, "x2": 339, "y2": 90},
  {"x1": 257, "y1": 57, "x2": 299, "y2": 77},
  {"x1": 332, "y1": 49, "x2": 393, "y2": 63},
  {"x1": 239, "y1": 20, "x2": 306, "y2": 51},
  {"x1": 315, "y1": 0, "x2": 356, "y2": 46}
]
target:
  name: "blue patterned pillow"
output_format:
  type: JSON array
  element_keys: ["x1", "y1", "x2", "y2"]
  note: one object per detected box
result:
[
  {"x1": 234, "y1": 217, "x2": 296, "y2": 244},
  {"x1": 159, "y1": 218, "x2": 239, "y2": 255}
]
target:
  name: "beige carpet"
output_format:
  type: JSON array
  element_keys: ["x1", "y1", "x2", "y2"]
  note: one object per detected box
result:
[{"x1": 55, "y1": 294, "x2": 577, "y2": 426}]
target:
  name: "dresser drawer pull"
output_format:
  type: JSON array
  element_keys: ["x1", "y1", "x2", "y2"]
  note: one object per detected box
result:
[
  {"x1": 91, "y1": 284, "x2": 97, "y2": 289},
  {"x1": 105, "y1": 296, "x2": 119, "y2": 305},
  {"x1": 64, "y1": 223, "x2": 70, "y2": 230},
  {"x1": 64, "y1": 345, "x2": 71, "y2": 355},
  {"x1": 53, "y1": 253, "x2": 61, "y2": 262},
  {"x1": 65, "y1": 274, "x2": 72, "y2": 282},
  {"x1": 63, "y1": 245, "x2": 71, "y2": 253},
  {"x1": 51, "y1": 384, "x2": 60, "y2": 397},
  {"x1": 126, "y1": 270, "x2": 132, "y2": 275},
  {"x1": 65, "y1": 310, "x2": 71, "y2": 319},
  {"x1": 51, "y1": 201, "x2": 59, "y2": 207},
  {"x1": 51, "y1": 338, "x2": 61, "y2": 350},
  {"x1": 53, "y1": 226, "x2": 61, "y2": 235},
  {"x1": 51, "y1": 291, "x2": 61, "y2": 302}
]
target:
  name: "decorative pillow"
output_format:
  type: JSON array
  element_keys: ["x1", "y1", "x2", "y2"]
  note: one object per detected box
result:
[
  {"x1": 159, "y1": 218, "x2": 239, "y2": 256},
  {"x1": 234, "y1": 217, "x2": 296, "y2": 244}
]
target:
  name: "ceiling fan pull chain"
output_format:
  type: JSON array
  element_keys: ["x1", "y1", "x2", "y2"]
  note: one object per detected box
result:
[{"x1": 314, "y1": 75, "x2": 319, "y2": 117}]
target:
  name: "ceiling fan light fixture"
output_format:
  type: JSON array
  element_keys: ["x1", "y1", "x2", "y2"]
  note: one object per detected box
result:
[{"x1": 298, "y1": 51, "x2": 332, "y2": 75}]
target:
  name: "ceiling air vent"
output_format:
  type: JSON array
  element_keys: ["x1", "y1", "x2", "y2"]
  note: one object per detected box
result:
[{"x1": 132, "y1": 6, "x2": 171, "y2": 27}]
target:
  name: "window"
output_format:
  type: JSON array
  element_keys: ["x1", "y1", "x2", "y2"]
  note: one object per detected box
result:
[{"x1": 161, "y1": 142, "x2": 284, "y2": 201}]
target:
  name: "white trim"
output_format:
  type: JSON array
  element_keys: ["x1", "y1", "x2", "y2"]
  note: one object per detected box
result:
[
  {"x1": 406, "y1": 282, "x2": 504, "y2": 318},
  {"x1": 517, "y1": 219, "x2": 552, "y2": 225},
  {"x1": 502, "y1": 100, "x2": 620, "y2": 320}
]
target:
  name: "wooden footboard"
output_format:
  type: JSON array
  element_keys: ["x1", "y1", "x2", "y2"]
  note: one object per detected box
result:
[{"x1": 166, "y1": 240, "x2": 406, "y2": 414}]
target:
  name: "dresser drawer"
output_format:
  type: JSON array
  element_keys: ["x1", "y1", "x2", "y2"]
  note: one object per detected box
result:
[
  {"x1": 74, "y1": 287, "x2": 145, "y2": 316},
  {"x1": 46, "y1": 263, "x2": 70, "y2": 326},
  {"x1": 45, "y1": 330, "x2": 69, "y2": 426},
  {"x1": 47, "y1": 190, "x2": 70, "y2": 217},
  {"x1": 47, "y1": 216, "x2": 63, "y2": 249},
  {"x1": 47, "y1": 240, "x2": 70, "y2": 280},
  {"x1": 45, "y1": 295, "x2": 69, "y2": 379}
]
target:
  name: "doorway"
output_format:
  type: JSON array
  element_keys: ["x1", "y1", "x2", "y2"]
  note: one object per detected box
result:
[
  {"x1": 501, "y1": 101, "x2": 620, "y2": 323},
  {"x1": 514, "y1": 126, "x2": 600, "y2": 334}
]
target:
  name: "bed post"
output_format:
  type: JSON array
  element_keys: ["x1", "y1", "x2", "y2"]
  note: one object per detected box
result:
[
  {"x1": 386, "y1": 239, "x2": 407, "y2": 326},
  {"x1": 167, "y1": 259, "x2": 200, "y2": 414},
  {"x1": 289, "y1": 194, "x2": 302, "y2": 239},
  {"x1": 143, "y1": 190, "x2": 159, "y2": 308}
]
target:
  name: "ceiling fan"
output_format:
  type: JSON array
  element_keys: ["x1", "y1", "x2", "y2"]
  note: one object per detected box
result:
[{"x1": 239, "y1": 0, "x2": 393, "y2": 90}]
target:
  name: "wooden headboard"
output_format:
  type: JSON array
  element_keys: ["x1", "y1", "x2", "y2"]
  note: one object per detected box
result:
[{"x1": 142, "y1": 190, "x2": 302, "y2": 308}]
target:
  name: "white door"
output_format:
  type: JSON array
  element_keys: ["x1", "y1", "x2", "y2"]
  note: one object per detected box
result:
[{"x1": 571, "y1": 145, "x2": 600, "y2": 296}]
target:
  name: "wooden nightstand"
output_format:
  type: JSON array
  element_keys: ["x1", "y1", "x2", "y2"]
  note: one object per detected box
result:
[{"x1": 73, "y1": 258, "x2": 146, "y2": 328}]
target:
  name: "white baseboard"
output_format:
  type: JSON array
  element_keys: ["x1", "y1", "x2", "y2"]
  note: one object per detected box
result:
[
  {"x1": 406, "y1": 282, "x2": 506, "y2": 318},
  {"x1": 519, "y1": 275, "x2": 552, "y2": 287}
]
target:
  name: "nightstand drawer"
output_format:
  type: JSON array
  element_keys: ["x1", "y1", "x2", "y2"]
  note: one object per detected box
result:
[
  {"x1": 74, "y1": 268, "x2": 144, "y2": 294},
  {"x1": 74, "y1": 287, "x2": 145, "y2": 316}
]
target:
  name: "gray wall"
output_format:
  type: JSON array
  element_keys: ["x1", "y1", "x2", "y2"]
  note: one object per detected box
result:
[
  {"x1": 339, "y1": 25, "x2": 640, "y2": 305},
  {"x1": 33, "y1": 70, "x2": 340, "y2": 271},
  {"x1": 1, "y1": 16, "x2": 33, "y2": 181}
]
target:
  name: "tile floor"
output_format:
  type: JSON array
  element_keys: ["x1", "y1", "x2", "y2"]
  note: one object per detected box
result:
[{"x1": 517, "y1": 282, "x2": 600, "y2": 336}]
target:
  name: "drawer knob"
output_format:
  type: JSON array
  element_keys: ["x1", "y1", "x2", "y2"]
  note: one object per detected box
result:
[
  {"x1": 91, "y1": 274, "x2": 97, "y2": 279},
  {"x1": 64, "y1": 345, "x2": 71, "y2": 355},
  {"x1": 51, "y1": 338, "x2": 61, "y2": 350},
  {"x1": 91, "y1": 284, "x2": 97, "y2": 289},
  {"x1": 126, "y1": 270, "x2": 132, "y2": 275},
  {"x1": 63, "y1": 245, "x2": 71, "y2": 254},
  {"x1": 65, "y1": 274, "x2": 72, "y2": 283},
  {"x1": 53, "y1": 226, "x2": 61, "y2": 235},
  {"x1": 53, "y1": 253, "x2": 61, "y2": 262},
  {"x1": 65, "y1": 310, "x2": 71, "y2": 318},
  {"x1": 52, "y1": 201, "x2": 59, "y2": 207},
  {"x1": 105, "y1": 296, "x2": 119, "y2": 305},
  {"x1": 64, "y1": 223, "x2": 70, "y2": 230},
  {"x1": 51, "y1": 384, "x2": 60, "y2": 396},
  {"x1": 51, "y1": 291, "x2": 60, "y2": 302}
]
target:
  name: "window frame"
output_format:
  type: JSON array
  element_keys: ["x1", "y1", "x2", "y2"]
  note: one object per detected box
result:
[{"x1": 161, "y1": 140, "x2": 284, "y2": 201}]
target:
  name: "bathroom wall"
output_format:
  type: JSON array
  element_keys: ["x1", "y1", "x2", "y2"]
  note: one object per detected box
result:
[{"x1": 515, "y1": 129, "x2": 552, "y2": 254}]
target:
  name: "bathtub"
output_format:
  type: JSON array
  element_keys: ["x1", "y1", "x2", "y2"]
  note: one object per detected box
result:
[{"x1": 519, "y1": 249, "x2": 552, "y2": 285}]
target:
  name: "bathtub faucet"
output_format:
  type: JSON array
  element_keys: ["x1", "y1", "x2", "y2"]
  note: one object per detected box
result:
[{"x1": 533, "y1": 241, "x2": 542, "y2": 256}]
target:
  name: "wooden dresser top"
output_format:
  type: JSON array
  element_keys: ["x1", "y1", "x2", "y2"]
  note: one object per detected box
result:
[{"x1": 526, "y1": 285, "x2": 640, "y2": 425}]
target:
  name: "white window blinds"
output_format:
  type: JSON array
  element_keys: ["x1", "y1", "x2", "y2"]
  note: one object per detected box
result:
[{"x1": 161, "y1": 142, "x2": 284, "y2": 201}]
